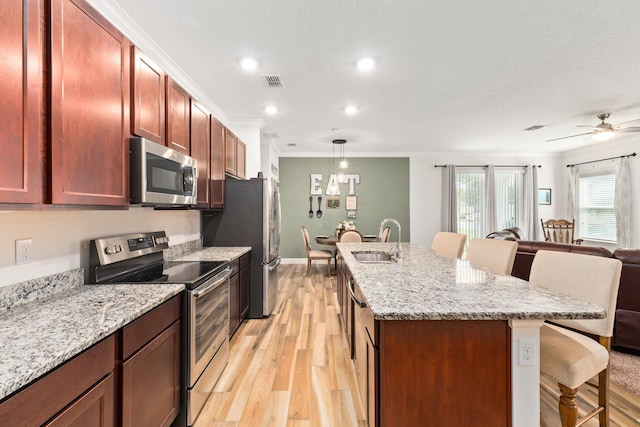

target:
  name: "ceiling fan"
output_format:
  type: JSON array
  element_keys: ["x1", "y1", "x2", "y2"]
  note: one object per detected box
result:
[{"x1": 545, "y1": 113, "x2": 640, "y2": 142}]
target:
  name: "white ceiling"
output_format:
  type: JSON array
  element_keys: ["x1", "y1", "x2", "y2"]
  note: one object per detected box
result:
[{"x1": 109, "y1": 0, "x2": 640, "y2": 155}]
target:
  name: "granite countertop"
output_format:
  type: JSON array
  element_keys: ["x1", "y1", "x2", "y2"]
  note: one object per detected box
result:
[
  {"x1": 172, "y1": 246, "x2": 251, "y2": 262},
  {"x1": 0, "y1": 245, "x2": 249, "y2": 401},
  {"x1": 337, "y1": 242, "x2": 607, "y2": 321},
  {"x1": 0, "y1": 275, "x2": 183, "y2": 401}
]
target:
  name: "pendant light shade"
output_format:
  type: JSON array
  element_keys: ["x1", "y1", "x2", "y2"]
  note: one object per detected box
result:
[{"x1": 332, "y1": 139, "x2": 348, "y2": 185}]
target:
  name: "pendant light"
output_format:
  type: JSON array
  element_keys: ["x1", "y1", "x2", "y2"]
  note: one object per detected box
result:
[{"x1": 333, "y1": 139, "x2": 347, "y2": 183}]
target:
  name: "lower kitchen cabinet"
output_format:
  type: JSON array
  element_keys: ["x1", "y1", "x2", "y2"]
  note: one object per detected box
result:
[
  {"x1": 0, "y1": 335, "x2": 116, "y2": 427},
  {"x1": 0, "y1": 294, "x2": 183, "y2": 427},
  {"x1": 348, "y1": 277, "x2": 510, "y2": 427},
  {"x1": 121, "y1": 295, "x2": 181, "y2": 427},
  {"x1": 44, "y1": 373, "x2": 115, "y2": 427},
  {"x1": 229, "y1": 251, "x2": 251, "y2": 338}
]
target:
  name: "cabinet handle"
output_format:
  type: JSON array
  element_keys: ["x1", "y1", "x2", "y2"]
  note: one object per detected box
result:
[{"x1": 347, "y1": 278, "x2": 366, "y2": 308}]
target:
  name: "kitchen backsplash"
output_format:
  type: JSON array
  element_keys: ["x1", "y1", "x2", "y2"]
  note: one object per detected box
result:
[{"x1": 0, "y1": 269, "x2": 83, "y2": 312}]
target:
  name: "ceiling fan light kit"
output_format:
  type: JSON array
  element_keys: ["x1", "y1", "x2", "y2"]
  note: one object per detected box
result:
[{"x1": 545, "y1": 112, "x2": 640, "y2": 143}]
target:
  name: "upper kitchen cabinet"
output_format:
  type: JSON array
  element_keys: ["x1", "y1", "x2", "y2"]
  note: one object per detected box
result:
[
  {"x1": 225, "y1": 129, "x2": 237, "y2": 176},
  {"x1": 0, "y1": 0, "x2": 44, "y2": 204},
  {"x1": 225, "y1": 129, "x2": 246, "y2": 179},
  {"x1": 166, "y1": 77, "x2": 190, "y2": 155},
  {"x1": 131, "y1": 46, "x2": 165, "y2": 144},
  {"x1": 210, "y1": 118, "x2": 226, "y2": 209},
  {"x1": 49, "y1": 0, "x2": 130, "y2": 206},
  {"x1": 237, "y1": 139, "x2": 246, "y2": 179},
  {"x1": 191, "y1": 99, "x2": 211, "y2": 208}
]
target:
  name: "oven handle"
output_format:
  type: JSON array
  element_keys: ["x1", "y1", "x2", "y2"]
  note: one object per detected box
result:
[{"x1": 193, "y1": 267, "x2": 232, "y2": 298}]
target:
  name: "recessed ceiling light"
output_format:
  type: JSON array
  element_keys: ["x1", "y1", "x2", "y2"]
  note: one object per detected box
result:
[
  {"x1": 357, "y1": 57, "x2": 375, "y2": 71},
  {"x1": 345, "y1": 106, "x2": 358, "y2": 115},
  {"x1": 240, "y1": 57, "x2": 259, "y2": 71},
  {"x1": 265, "y1": 105, "x2": 278, "y2": 115}
]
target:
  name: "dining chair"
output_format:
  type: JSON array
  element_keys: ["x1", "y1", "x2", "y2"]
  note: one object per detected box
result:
[
  {"x1": 540, "y1": 219, "x2": 583, "y2": 244},
  {"x1": 530, "y1": 250, "x2": 622, "y2": 427},
  {"x1": 301, "y1": 226, "x2": 333, "y2": 276},
  {"x1": 431, "y1": 232, "x2": 467, "y2": 258},
  {"x1": 340, "y1": 230, "x2": 363, "y2": 242},
  {"x1": 465, "y1": 238, "x2": 518, "y2": 275},
  {"x1": 380, "y1": 226, "x2": 391, "y2": 242}
]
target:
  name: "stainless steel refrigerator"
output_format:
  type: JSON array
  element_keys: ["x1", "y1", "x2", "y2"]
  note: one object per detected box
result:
[{"x1": 202, "y1": 177, "x2": 281, "y2": 317}]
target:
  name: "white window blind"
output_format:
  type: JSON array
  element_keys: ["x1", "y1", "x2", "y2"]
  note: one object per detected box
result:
[
  {"x1": 577, "y1": 172, "x2": 616, "y2": 242},
  {"x1": 456, "y1": 170, "x2": 485, "y2": 244},
  {"x1": 495, "y1": 170, "x2": 524, "y2": 230},
  {"x1": 455, "y1": 168, "x2": 525, "y2": 248}
]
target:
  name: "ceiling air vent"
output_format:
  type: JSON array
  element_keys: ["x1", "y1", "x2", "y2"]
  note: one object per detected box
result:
[
  {"x1": 262, "y1": 74, "x2": 283, "y2": 88},
  {"x1": 524, "y1": 125, "x2": 547, "y2": 131}
]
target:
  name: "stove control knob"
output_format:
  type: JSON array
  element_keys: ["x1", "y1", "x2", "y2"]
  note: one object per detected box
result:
[{"x1": 105, "y1": 245, "x2": 122, "y2": 255}]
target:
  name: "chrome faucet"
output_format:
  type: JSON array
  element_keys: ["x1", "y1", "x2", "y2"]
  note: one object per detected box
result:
[{"x1": 378, "y1": 218, "x2": 402, "y2": 258}]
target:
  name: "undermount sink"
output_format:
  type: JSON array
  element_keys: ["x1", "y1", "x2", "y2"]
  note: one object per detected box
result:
[{"x1": 351, "y1": 251, "x2": 395, "y2": 263}]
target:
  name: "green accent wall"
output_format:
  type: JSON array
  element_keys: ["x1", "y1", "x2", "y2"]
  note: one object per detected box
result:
[{"x1": 279, "y1": 157, "x2": 410, "y2": 258}]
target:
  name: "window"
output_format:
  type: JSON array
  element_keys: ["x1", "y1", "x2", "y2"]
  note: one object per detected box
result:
[
  {"x1": 577, "y1": 171, "x2": 616, "y2": 242},
  {"x1": 456, "y1": 168, "x2": 524, "y2": 244}
]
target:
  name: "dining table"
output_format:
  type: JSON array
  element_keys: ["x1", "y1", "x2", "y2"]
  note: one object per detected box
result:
[{"x1": 314, "y1": 234, "x2": 378, "y2": 245}]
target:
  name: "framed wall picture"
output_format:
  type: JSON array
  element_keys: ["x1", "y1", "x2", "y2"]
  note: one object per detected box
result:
[
  {"x1": 345, "y1": 195, "x2": 357, "y2": 210},
  {"x1": 538, "y1": 188, "x2": 551, "y2": 205},
  {"x1": 327, "y1": 197, "x2": 340, "y2": 209}
]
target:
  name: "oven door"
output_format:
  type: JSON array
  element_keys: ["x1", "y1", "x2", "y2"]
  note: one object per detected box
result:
[{"x1": 188, "y1": 267, "x2": 231, "y2": 386}]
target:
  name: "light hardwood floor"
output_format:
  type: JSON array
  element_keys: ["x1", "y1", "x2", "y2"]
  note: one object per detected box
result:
[{"x1": 194, "y1": 263, "x2": 640, "y2": 427}]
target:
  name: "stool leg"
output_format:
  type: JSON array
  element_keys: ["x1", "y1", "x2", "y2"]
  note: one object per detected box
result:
[{"x1": 558, "y1": 383, "x2": 579, "y2": 427}]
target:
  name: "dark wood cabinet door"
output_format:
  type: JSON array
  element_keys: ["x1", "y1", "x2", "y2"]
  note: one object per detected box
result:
[
  {"x1": 229, "y1": 273, "x2": 240, "y2": 337},
  {"x1": 0, "y1": 0, "x2": 44, "y2": 204},
  {"x1": 49, "y1": 0, "x2": 130, "y2": 206},
  {"x1": 166, "y1": 77, "x2": 190, "y2": 155},
  {"x1": 210, "y1": 118, "x2": 225, "y2": 208},
  {"x1": 237, "y1": 139, "x2": 246, "y2": 179},
  {"x1": 122, "y1": 320, "x2": 181, "y2": 427},
  {"x1": 191, "y1": 99, "x2": 210, "y2": 208},
  {"x1": 44, "y1": 374, "x2": 115, "y2": 427},
  {"x1": 131, "y1": 46, "x2": 165, "y2": 144},
  {"x1": 225, "y1": 129, "x2": 237, "y2": 175}
]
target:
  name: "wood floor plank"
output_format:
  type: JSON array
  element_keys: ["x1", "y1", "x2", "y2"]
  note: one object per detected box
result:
[
  {"x1": 288, "y1": 348, "x2": 313, "y2": 420},
  {"x1": 273, "y1": 335, "x2": 298, "y2": 391}
]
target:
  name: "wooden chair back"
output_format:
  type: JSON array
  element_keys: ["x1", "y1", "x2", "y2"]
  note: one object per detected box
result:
[
  {"x1": 339, "y1": 230, "x2": 363, "y2": 242},
  {"x1": 540, "y1": 219, "x2": 578, "y2": 244}
]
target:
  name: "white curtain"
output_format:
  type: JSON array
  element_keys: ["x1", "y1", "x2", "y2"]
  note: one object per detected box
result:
[
  {"x1": 522, "y1": 165, "x2": 539, "y2": 240},
  {"x1": 567, "y1": 166, "x2": 578, "y2": 220},
  {"x1": 615, "y1": 157, "x2": 632, "y2": 248},
  {"x1": 441, "y1": 165, "x2": 457, "y2": 232},
  {"x1": 485, "y1": 165, "x2": 497, "y2": 233}
]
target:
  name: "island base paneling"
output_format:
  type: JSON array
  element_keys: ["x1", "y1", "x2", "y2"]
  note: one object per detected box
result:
[{"x1": 377, "y1": 319, "x2": 511, "y2": 426}]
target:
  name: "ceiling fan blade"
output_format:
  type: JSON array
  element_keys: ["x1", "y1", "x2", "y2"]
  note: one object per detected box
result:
[
  {"x1": 617, "y1": 126, "x2": 640, "y2": 133},
  {"x1": 545, "y1": 132, "x2": 593, "y2": 142},
  {"x1": 576, "y1": 125, "x2": 598, "y2": 129},
  {"x1": 613, "y1": 118, "x2": 640, "y2": 126}
]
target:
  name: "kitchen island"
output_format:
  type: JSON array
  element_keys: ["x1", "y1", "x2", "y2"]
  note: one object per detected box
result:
[{"x1": 336, "y1": 242, "x2": 607, "y2": 427}]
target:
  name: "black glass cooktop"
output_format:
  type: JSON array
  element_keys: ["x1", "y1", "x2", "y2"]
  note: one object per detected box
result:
[{"x1": 112, "y1": 260, "x2": 227, "y2": 289}]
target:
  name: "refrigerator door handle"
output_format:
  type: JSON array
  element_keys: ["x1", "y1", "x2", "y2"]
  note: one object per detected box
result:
[{"x1": 268, "y1": 257, "x2": 281, "y2": 270}]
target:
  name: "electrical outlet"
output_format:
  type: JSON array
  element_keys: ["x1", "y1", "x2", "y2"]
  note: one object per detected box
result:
[
  {"x1": 518, "y1": 338, "x2": 536, "y2": 366},
  {"x1": 15, "y1": 239, "x2": 34, "y2": 265}
]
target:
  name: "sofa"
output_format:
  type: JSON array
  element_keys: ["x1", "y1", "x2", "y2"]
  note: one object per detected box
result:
[{"x1": 491, "y1": 236, "x2": 640, "y2": 355}]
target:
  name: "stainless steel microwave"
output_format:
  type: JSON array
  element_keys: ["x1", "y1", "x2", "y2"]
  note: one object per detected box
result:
[{"x1": 130, "y1": 137, "x2": 197, "y2": 206}]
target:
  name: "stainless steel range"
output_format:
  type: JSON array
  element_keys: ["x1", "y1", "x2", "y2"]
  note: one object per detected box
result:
[{"x1": 89, "y1": 231, "x2": 230, "y2": 427}]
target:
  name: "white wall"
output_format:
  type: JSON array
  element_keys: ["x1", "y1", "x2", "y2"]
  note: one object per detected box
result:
[
  {"x1": 0, "y1": 208, "x2": 200, "y2": 287},
  {"x1": 231, "y1": 121, "x2": 263, "y2": 179},
  {"x1": 409, "y1": 151, "x2": 559, "y2": 247}
]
